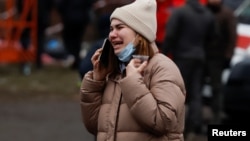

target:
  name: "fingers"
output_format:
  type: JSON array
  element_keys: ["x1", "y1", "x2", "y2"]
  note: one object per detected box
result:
[
  {"x1": 137, "y1": 61, "x2": 148, "y2": 73},
  {"x1": 91, "y1": 48, "x2": 103, "y2": 69},
  {"x1": 132, "y1": 59, "x2": 142, "y2": 68},
  {"x1": 91, "y1": 48, "x2": 102, "y2": 63},
  {"x1": 128, "y1": 59, "x2": 148, "y2": 74}
]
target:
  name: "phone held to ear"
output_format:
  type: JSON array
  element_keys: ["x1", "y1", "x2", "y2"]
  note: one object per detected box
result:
[{"x1": 99, "y1": 38, "x2": 111, "y2": 67}]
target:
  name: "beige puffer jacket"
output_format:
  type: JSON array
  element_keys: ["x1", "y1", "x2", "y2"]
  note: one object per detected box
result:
[{"x1": 80, "y1": 53, "x2": 186, "y2": 141}]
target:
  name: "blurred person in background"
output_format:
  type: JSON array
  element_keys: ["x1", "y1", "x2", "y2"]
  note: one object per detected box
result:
[
  {"x1": 80, "y1": 0, "x2": 186, "y2": 140},
  {"x1": 16, "y1": 0, "x2": 53, "y2": 73},
  {"x1": 55, "y1": 0, "x2": 93, "y2": 70},
  {"x1": 16, "y1": 0, "x2": 32, "y2": 75},
  {"x1": 162, "y1": 0, "x2": 215, "y2": 139},
  {"x1": 205, "y1": 0, "x2": 237, "y2": 124},
  {"x1": 37, "y1": 0, "x2": 54, "y2": 69}
]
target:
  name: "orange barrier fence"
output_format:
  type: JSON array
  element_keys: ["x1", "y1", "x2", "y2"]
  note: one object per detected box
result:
[{"x1": 0, "y1": 0, "x2": 37, "y2": 64}]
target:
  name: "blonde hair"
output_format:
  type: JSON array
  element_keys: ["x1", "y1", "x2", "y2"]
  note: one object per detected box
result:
[{"x1": 134, "y1": 34, "x2": 155, "y2": 58}]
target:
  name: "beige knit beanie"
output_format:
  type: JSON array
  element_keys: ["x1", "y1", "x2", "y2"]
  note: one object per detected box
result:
[{"x1": 110, "y1": 0, "x2": 157, "y2": 42}]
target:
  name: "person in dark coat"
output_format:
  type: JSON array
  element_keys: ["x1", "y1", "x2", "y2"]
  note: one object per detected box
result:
[
  {"x1": 37, "y1": 0, "x2": 54, "y2": 69},
  {"x1": 162, "y1": 0, "x2": 215, "y2": 137},
  {"x1": 55, "y1": 0, "x2": 93, "y2": 70},
  {"x1": 205, "y1": 0, "x2": 237, "y2": 124}
]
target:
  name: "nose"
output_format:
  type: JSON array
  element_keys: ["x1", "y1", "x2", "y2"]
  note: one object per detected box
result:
[{"x1": 109, "y1": 29, "x2": 117, "y2": 40}]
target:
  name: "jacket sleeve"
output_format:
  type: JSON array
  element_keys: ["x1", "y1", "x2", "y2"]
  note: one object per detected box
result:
[
  {"x1": 80, "y1": 71, "x2": 106, "y2": 135},
  {"x1": 119, "y1": 56, "x2": 186, "y2": 135}
]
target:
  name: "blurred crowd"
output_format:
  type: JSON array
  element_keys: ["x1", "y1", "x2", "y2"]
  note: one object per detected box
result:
[{"x1": 1, "y1": 0, "x2": 249, "y2": 140}]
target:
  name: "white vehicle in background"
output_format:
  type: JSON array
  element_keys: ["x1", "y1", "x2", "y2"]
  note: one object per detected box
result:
[
  {"x1": 219, "y1": 0, "x2": 250, "y2": 84},
  {"x1": 221, "y1": 0, "x2": 250, "y2": 123},
  {"x1": 228, "y1": 0, "x2": 250, "y2": 66}
]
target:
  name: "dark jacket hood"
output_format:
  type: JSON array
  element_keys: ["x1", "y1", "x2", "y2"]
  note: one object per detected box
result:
[
  {"x1": 187, "y1": 0, "x2": 206, "y2": 13},
  {"x1": 206, "y1": 3, "x2": 222, "y2": 13}
]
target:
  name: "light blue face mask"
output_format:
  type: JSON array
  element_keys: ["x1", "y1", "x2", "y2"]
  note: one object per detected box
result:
[{"x1": 117, "y1": 42, "x2": 136, "y2": 62}]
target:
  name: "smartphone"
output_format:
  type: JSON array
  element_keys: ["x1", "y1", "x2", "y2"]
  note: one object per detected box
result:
[{"x1": 99, "y1": 38, "x2": 111, "y2": 67}]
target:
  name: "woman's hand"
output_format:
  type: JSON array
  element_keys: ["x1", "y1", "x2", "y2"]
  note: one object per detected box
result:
[
  {"x1": 126, "y1": 58, "x2": 148, "y2": 77},
  {"x1": 91, "y1": 48, "x2": 110, "y2": 81}
]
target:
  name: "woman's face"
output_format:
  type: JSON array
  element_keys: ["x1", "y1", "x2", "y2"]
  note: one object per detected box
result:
[{"x1": 109, "y1": 19, "x2": 137, "y2": 55}]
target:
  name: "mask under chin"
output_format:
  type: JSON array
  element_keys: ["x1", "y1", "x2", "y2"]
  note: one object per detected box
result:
[{"x1": 117, "y1": 42, "x2": 135, "y2": 62}]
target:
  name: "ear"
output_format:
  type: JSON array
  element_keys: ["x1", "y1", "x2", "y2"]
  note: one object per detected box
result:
[{"x1": 133, "y1": 34, "x2": 140, "y2": 47}]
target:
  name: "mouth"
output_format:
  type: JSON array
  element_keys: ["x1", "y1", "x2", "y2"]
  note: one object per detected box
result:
[{"x1": 111, "y1": 41, "x2": 123, "y2": 49}]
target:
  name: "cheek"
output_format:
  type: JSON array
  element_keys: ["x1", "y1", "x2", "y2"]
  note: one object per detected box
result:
[{"x1": 114, "y1": 46, "x2": 125, "y2": 55}]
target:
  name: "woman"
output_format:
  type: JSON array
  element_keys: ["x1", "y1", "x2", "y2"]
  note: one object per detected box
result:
[{"x1": 80, "y1": 0, "x2": 186, "y2": 140}]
